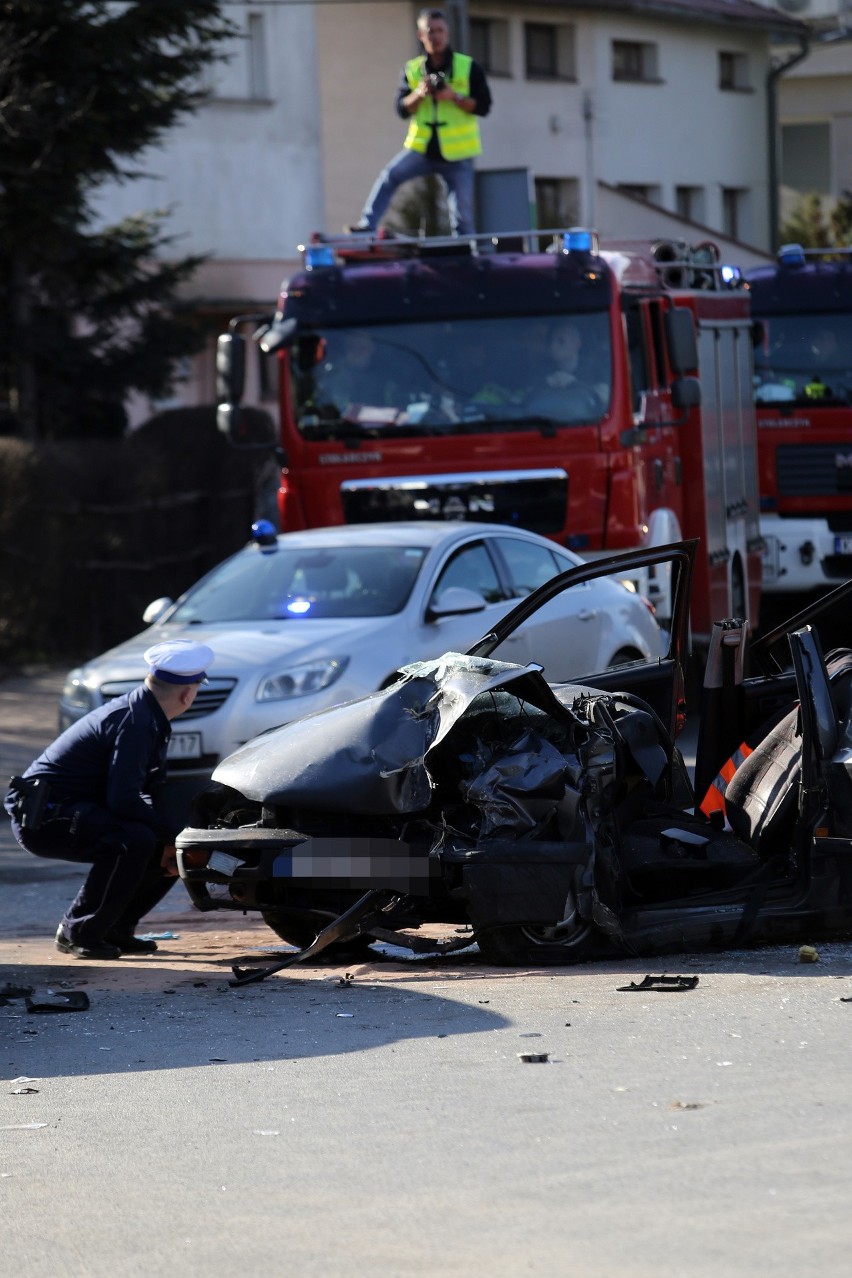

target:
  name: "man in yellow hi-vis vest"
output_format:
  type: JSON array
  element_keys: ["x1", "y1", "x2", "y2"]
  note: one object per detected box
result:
[{"x1": 349, "y1": 8, "x2": 492, "y2": 238}]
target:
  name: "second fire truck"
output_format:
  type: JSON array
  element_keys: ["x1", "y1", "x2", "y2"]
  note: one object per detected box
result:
[{"x1": 747, "y1": 244, "x2": 852, "y2": 613}]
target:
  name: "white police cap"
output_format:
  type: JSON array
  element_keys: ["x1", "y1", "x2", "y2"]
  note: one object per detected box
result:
[{"x1": 144, "y1": 639, "x2": 214, "y2": 685}]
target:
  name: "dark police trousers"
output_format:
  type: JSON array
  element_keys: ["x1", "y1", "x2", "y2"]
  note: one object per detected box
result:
[{"x1": 10, "y1": 801, "x2": 176, "y2": 944}]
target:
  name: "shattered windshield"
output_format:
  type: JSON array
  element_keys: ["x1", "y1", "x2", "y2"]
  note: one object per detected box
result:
[
  {"x1": 290, "y1": 313, "x2": 612, "y2": 439},
  {"x1": 169, "y1": 544, "x2": 427, "y2": 622},
  {"x1": 753, "y1": 312, "x2": 852, "y2": 406}
]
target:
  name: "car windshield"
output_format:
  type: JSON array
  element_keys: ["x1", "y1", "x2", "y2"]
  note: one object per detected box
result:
[
  {"x1": 289, "y1": 313, "x2": 612, "y2": 439},
  {"x1": 753, "y1": 312, "x2": 852, "y2": 405},
  {"x1": 168, "y1": 544, "x2": 428, "y2": 622}
]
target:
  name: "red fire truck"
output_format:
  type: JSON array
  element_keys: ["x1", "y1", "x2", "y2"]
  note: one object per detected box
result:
[
  {"x1": 747, "y1": 245, "x2": 852, "y2": 611},
  {"x1": 218, "y1": 229, "x2": 762, "y2": 644}
]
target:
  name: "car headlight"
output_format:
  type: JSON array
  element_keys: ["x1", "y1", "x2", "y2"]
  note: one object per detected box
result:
[
  {"x1": 61, "y1": 671, "x2": 96, "y2": 713},
  {"x1": 256, "y1": 656, "x2": 349, "y2": 702}
]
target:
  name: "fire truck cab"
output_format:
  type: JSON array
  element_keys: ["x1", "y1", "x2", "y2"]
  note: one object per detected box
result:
[{"x1": 218, "y1": 229, "x2": 762, "y2": 644}]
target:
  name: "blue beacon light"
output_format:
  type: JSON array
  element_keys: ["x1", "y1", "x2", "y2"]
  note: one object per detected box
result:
[
  {"x1": 305, "y1": 244, "x2": 336, "y2": 270},
  {"x1": 562, "y1": 227, "x2": 599, "y2": 254}
]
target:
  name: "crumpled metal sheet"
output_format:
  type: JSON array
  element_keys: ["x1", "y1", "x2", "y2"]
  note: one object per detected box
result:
[
  {"x1": 212, "y1": 649, "x2": 672, "y2": 862},
  {"x1": 459, "y1": 729, "x2": 577, "y2": 841},
  {"x1": 213, "y1": 653, "x2": 578, "y2": 814}
]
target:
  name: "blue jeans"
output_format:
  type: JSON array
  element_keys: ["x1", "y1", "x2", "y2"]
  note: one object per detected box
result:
[{"x1": 359, "y1": 149, "x2": 476, "y2": 236}]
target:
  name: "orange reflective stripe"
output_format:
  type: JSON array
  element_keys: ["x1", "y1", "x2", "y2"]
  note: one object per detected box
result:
[{"x1": 699, "y1": 741, "x2": 753, "y2": 818}]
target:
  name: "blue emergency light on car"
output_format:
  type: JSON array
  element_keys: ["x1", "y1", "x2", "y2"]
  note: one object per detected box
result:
[
  {"x1": 778, "y1": 243, "x2": 806, "y2": 268},
  {"x1": 720, "y1": 264, "x2": 742, "y2": 285},
  {"x1": 562, "y1": 227, "x2": 599, "y2": 255},
  {"x1": 251, "y1": 519, "x2": 279, "y2": 551},
  {"x1": 304, "y1": 244, "x2": 336, "y2": 270}
]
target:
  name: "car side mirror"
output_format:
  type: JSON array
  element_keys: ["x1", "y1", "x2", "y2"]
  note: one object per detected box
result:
[
  {"x1": 143, "y1": 597, "x2": 173, "y2": 625},
  {"x1": 428, "y1": 586, "x2": 487, "y2": 619}
]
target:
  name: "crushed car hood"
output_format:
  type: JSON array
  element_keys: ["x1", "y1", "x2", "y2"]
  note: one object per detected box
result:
[{"x1": 212, "y1": 653, "x2": 583, "y2": 814}]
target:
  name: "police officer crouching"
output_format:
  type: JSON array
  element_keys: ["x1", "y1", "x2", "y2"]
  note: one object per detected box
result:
[{"x1": 3, "y1": 639, "x2": 214, "y2": 960}]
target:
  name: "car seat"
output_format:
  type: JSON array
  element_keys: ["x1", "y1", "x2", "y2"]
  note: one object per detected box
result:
[{"x1": 724, "y1": 629, "x2": 851, "y2": 860}]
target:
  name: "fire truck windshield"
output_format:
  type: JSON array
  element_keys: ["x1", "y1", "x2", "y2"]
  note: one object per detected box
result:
[
  {"x1": 290, "y1": 312, "x2": 612, "y2": 438},
  {"x1": 753, "y1": 312, "x2": 852, "y2": 406}
]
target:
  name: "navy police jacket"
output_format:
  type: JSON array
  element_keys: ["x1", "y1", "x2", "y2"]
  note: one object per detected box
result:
[{"x1": 5, "y1": 685, "x2": 174, "y2": 840}]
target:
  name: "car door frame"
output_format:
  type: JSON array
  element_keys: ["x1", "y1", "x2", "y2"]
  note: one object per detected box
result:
[{"x1": 466, "y1": 540, "x2": 696, "y2": 743}]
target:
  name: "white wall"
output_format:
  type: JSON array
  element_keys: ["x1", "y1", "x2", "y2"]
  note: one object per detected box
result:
[
  {"x1": 92, "y1": 4, "x2": 325, "y2": 275},
  {"x1": 476, "y1": 8, "x2": 772, "y2": 249}
]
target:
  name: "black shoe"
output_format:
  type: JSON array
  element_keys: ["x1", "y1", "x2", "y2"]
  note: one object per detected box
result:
[
  {"x1": 54, "y1": 928, "x2": 121, "y2": 961},
  {"x1": 105, "y1": 932, "x2": 158, "y2": 954},
  {"x1": 344, "y1": 222, "x2": 373, "y2": 234}
]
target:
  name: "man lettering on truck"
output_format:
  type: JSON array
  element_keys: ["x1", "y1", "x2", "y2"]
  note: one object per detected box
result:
[{"x1": 348, "y1": 8, "x2": 491, "y2": 238}]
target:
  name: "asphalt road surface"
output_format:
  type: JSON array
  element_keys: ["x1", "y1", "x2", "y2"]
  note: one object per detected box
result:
[{"x1": 3, "y1": 669, "x2": 852, "y2": 1278}]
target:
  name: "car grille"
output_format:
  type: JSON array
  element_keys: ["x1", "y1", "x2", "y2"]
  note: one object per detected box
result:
[
  {"x1": 777, "y1": 444, "x2": 852, "y2": 498},
  {"x1": 100, "y1": 677, "x2": 237, "y2": 719}
]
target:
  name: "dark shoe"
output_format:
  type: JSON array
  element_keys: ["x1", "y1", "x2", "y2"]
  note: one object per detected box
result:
[
  {"x1": 344, "y1": 221, "x2": 373, "y2": 234},
  {"x1": 105, "y1": 932, "x2": 158, "y2": 954},
  {"x1": 54, "y1": 927, "x2": 121, "y2": 961}
]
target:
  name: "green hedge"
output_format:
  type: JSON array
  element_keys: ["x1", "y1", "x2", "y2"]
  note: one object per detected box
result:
[{"x1": 0, "y1": 407, "x2": 277, "y2": 665}]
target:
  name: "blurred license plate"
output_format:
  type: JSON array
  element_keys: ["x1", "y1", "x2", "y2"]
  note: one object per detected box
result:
[
  {"x1": 168, "y1": 732, "x2": 202, "y2": 760},
  {"x1": 834, "y1": 536, "x2": 852, "y2": 554}
]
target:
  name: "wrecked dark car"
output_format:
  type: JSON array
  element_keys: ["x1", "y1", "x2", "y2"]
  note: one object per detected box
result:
[{"x1": 175, "y1": 541, "x2": 852, "y2": 981}]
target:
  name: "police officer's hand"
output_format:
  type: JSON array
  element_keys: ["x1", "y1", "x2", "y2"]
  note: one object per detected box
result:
[{"x1": 161, "y1": 844, "x2": 179, "y2": 877}]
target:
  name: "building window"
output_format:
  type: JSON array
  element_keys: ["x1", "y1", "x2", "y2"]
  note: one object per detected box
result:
[
  {"x1": 535, "y1": 177, "x2": 580, "y2": 230},
  {"x1": 209, "y1": 9, "x2": 269, "y2": 100},
  {"x1": 719, "y1": 51, "x2": 751, "y2": 92},
  {"x1": 675, "y1": 185, "x2": 705, "y2": 223},
  {"x1": 524, "y1": 23, "x2": 576, "y2": 81},
  {"x1": 612, "y1": 40, "x2": 659, "y2": 84},
  {"x1": 722, "y1": 187, "x2": 749, "y2": 240},
  {"x1": 247, "y1": 12, "x2": 269, "y2": 99},
  {"x1": 781, "y1": 122, "x2": 831, "y2": 194},
  {"x1": 618, "y1": 183, "x2": 661, "y2": 205},
  {"x1": 469, "y1": 17, "x2": 510, "y2": 76}
]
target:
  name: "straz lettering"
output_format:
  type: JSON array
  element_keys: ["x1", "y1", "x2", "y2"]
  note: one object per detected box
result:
[
  {"x1": 767, "y1": 417, "x2": 812, "y2": 429},
  {"x1": 319, "y1": 452, "x2": 383, "y2": 465}
]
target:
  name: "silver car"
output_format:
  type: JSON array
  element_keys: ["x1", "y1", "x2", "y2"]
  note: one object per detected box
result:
[{"x1": 59, "y1": 521, "x2": 664, "y2": 776}]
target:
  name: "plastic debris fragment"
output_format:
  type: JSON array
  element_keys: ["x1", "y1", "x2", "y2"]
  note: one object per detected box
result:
[
  {"x1": 798, "y1": 945, "x2": 819, "y2": 963},
  {"x1": 617, "y1": 974, "x2": 699, "y2": 992},
  {"x1": 25, "y1": 992, "x2": 90, "y2": 1013}
]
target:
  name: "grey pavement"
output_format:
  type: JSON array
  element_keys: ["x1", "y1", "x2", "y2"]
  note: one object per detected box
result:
[{"x1": 4, "y1": 673, "x2": 852, "y2": 1277}]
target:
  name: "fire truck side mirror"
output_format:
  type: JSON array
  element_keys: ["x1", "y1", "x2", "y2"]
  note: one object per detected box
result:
[
  {"x1": 217, "y1": 332, "x2": 246, "y2": 404},
  {"x1": 216, "y1": 403, "x2": 277, "y2": 450},
  {"x1": 671, "y1": 376, "x2": 701, "y2": 411},
  {"x1": 664, "y1": 308, "x2": 698, "y2": 375}
]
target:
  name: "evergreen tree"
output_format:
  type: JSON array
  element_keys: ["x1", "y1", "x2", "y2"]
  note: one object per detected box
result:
[
  {"x1": 778, "y1": 192, "x2": 833, "y2": 250},
  {"x1": 0, "y1": 1, "x2": 235, "y2": 440},
  {"x1": 829, "y1": 190, "x2": 852, "y2": 247}
]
